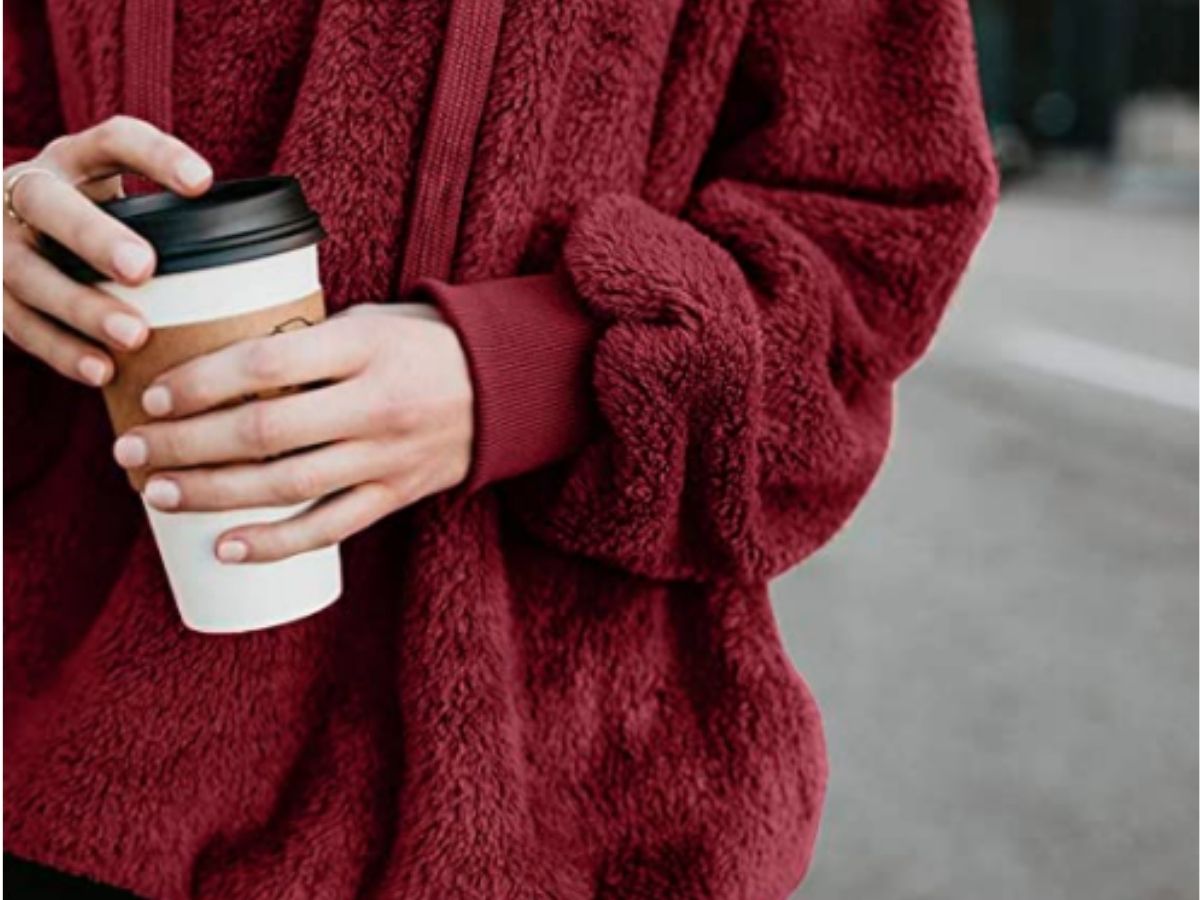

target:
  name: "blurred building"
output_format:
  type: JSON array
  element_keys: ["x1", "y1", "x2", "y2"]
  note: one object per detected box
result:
[{"x1": 971, "y1": 0, "x2": 1198, "y2": 172}]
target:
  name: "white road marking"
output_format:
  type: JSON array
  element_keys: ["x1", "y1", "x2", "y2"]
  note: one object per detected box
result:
[{"x1": 996, "y1": 327, "x2": 1199, "y2": 413}]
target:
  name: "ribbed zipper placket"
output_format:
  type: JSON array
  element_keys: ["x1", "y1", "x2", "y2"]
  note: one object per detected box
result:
[{"x1": 397, "y1": 0, "x2": 507, "y2": 293}]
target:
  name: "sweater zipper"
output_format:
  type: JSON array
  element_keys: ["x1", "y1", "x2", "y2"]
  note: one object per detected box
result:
[{"x1": 397, "y1": 0, "x2": 506, "y2": 293}]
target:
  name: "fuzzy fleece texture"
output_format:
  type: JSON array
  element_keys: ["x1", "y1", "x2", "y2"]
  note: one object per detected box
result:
[{"x1": 4, "y1": 0, "x2": 997, "y2": 896}]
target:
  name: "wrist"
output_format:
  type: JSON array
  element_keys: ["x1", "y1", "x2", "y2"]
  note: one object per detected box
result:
[{"x1": 411, "y1": 271, "x2": 597, "y2": 491}]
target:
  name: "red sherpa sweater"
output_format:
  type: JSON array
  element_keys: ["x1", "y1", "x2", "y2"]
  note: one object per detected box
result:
[{"x1": 3, "y1": 0, "x2": 997, "y2": 896}]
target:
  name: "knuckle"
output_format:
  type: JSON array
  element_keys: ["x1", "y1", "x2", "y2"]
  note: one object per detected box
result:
[
  {"x1": 68, "y1": 285, "x2": 105, "y2": 323},
  {"x1": 279, "y1": 464, "x2": 323, "y2": 503},
  {"x1": 9, "y1": 176, "x2": 47, "y2": 223},
  {"x1": 41, "y1": 135, "x2": 72, "y2": 160},
  {"x1": 93, "y1": 118, "x2": 126, "y2": 153},
  {"x1": 375, "y1": 383, "x2": 416, "y2": 432},
  {"x1": 190, "y1": 472, "x2": 236, "y2": 510},
  {"x1": 196, "y1": 475, "x2": 231, "y2": 509},
  {"x1": 3, "y1": 313, "x2": 30, "y2": 351},
  {"x1": 236, "y1": 407, "x2": 264, "y2": 452},
  {"x1": 56, "y1": 292, "x2": 99, "y2": 336},
  {"x1": 239, "y1": 405, "x2": 279, "y2": 454},
  {"x1": 313, "y1": 516, "x2": 345, "y2": 550},
  {"x1": 98, "y1": 115, "x2": 139, "y2": 147},
  {"x1": 3, "y1": 291, "x2": 26, "y2": 328},
  {"x1": 153, "y1": 426, "x2": 185, "y2": 463},
  {"x1": 168, "y1": 374, "x2": 207, "y2": 412},
  {"x1": 3, "y1": 245, "x2": 32, "y2": 288},
  {"x1": 186, "y1": 475, "x2": 228, "y2": 511},
  {"x1": 242, "y1": 338, "x2": 283, "y2": 382},
  {"x1": 247, "y1": 528, "x2": 286, "y2": 560},
  {"x1": 156, "y1": 362, "x2": 202, "y2": 408}
]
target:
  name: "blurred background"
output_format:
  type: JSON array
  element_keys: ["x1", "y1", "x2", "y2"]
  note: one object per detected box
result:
[{"x1": 779, "y1": 1, "x2": 1199, "y2": 897}]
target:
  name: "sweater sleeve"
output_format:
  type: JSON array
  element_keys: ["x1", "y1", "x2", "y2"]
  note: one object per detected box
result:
[
  {"x1": 412, "y1": 271, "x2": 596, "y2": 490},
  {"x1": 5, "y1": 0, "x2": 75, "y2": 495},
  {"x1": 426, "y1": 0, "x2": 997, "y2": 583}
]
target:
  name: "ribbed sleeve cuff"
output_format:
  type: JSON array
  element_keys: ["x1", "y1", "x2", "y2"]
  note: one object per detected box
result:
[{"x1": 411, "y1": 271, "x2": 597, "y2": 492}]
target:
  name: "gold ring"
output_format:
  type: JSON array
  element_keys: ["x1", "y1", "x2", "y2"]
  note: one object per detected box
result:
[{"x1": 3, "y1": 166, "x2": 59, "y2": 229}]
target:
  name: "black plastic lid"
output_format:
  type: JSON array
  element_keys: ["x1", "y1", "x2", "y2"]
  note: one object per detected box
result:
[{"x1": 40, "y1": 175, "x2": 325, "y2": 283}]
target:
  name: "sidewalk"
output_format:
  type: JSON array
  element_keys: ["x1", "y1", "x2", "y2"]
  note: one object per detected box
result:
[{"x1": 776, "y1": 169, "x2": 1198, "y2": 900}]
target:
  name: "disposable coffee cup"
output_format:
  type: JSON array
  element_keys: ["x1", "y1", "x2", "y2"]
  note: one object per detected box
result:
[{"x1": 41, "y1": 176, "x2": 342, "y2": 633}]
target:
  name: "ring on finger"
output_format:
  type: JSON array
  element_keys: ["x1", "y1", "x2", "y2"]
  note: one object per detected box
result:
[{"x1": 3, "y1": 166, "x2": 62, "y2": 229}]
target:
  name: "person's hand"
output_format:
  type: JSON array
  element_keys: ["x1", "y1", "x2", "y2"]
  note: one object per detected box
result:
[
  {"x1": 114, "y1": 304, "x2": 474, "y2": 563},
  {"x1": 3, "y1": 116, "x2": 213, "y2": 385}
]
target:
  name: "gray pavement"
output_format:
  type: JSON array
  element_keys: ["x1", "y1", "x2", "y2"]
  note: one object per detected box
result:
[{"x1": 777, "y1": 167, "x2": 1198, "y2": 900}]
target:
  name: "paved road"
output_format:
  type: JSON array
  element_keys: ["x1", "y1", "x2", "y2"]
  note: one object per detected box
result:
[{"x1": 776, "y1": 169, "x2": 1198, "y2": 900}]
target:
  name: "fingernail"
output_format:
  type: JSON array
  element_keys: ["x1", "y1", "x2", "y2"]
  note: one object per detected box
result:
[
  {"x1": 112, "y1": 242, "x2": 154, "y2": 280},
  {"x1": 142, "y1": 384, "x2": 172, "y2": 416},
  {"x1": 103, "y1": 312, "x2": 147, "y2": 349},
  {"x1": 77, "y1": 356, "x2": 109, "y2": 386},
  {"x1": 144, "y1": 478, "x2": 181, "y2": 510},
  {"x1": 113, "y1": 434, "x2": 148, "y2": 468},
  {"x1": 217, "y1": 539, "x2": 248, "y2": 563},
  {"x1": 176, "y1": 157, "x2": 212, "y2": 190}
]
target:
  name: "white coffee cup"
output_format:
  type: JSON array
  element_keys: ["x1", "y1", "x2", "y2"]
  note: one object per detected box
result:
[
  {"x1": 43, "y1": 177, "x2": 343, "y2": 633},
  {"x1": 103, "y1": 246, "x2": 341, "y2": 632}
]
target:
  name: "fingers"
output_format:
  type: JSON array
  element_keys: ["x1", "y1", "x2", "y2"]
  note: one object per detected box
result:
[
  {"x1": 141, "y1": 318, "x2": 374, "y2": 419},
  {"x1": 3, "y1": 238, "x2": 149, "y2": 351},
  {"x1": 142, "y1": 439, "x2": 400, "y2": 512},
  {"x1": 9, "y1": 170, "x2": 157, "y2": 284},
  {"x1": 113, "y1": 381, "x2": 376, "y2": 470},
  {"x1": 3, "y1": 288, "x2": 113, "y2": 385},
  {"x1": 214, "y1": 482, "x2": 399, "y2": 564},
  {"x1": 45, "y1": 116, "x2": 212, "y2": 196},
  {"x1": 0, "y1": 115, "x2": 212, "y2": 387},
  {"x1": 5, "y1": 115, "x2": 212, "y2": 288}
]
